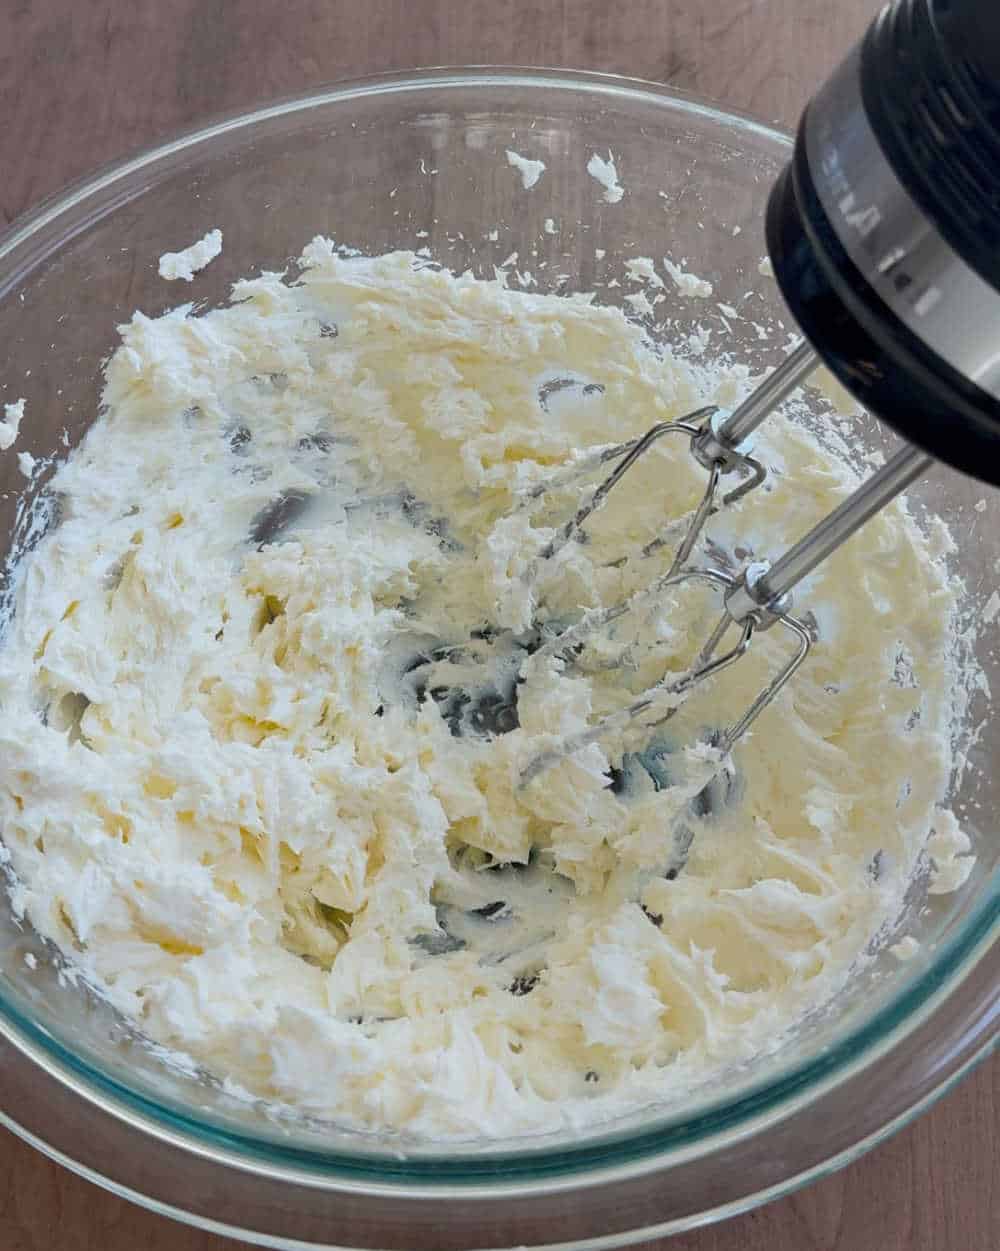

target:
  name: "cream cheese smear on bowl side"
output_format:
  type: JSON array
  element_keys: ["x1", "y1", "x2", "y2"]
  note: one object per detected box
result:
[{"x1": 0, "y1": 237, "x2": 976, "y2": 1139}]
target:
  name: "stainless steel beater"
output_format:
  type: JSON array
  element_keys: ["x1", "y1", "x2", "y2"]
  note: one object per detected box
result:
[
  {"x1": 519, "y1": 356, "x2": 929, "y2": 783},
  {"x1": 519, "y1": 0, "x2": 1000, "y2": 784}
]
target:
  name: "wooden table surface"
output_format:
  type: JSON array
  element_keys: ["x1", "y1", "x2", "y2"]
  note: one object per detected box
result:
[{"x1": 0, "y1": 2, "x2": 997, "y2": 1248}]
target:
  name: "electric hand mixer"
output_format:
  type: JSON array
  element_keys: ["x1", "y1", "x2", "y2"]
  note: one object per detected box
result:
[{"x1": 513, "y1": 0, "x2": 1000, "y2": 784}]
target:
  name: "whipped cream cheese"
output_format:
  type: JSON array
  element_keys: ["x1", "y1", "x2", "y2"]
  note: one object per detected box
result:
[
  {"x1": 158, "y1": 229, "x2": 223, "y2": 282},
  {"x1": 587, "y1": 152, "x2": 625, "y2": 203},
  {"x1": 0, "y1": 398, "x2": 25, "y2": 451},
  {"x1": 506, "y1": 150, "x2": 547, "y2": 190},
  {"x1": 0, "y1": 241, "x2": 972, "y2": 1138}
]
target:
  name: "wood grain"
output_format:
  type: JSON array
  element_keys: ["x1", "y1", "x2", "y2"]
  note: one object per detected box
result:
[{"x1": 0, "y1": 2, "x2": 996, "y2": 1249}]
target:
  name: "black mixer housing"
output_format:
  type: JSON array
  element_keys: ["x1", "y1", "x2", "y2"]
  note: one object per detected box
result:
[{"x1": 767, "y1": 0, "x2": 1000, "y2": 484}]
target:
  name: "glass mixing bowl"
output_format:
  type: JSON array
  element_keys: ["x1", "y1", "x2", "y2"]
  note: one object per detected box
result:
[{"x1": 0, "y1": 68, "x2": 996, "y2": 1251}]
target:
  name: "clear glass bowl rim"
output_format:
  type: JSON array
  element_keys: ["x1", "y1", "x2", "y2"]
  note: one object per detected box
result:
[{"x1": 0, "y1": 65, "x2": 996, "y2": 1203}]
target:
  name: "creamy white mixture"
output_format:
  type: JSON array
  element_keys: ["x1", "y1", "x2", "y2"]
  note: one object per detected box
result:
[
  {"x1": 663, "y1": 255, "x2": 713, "y2": 299},
  {"x1": 506, "y1": 150, "x2": 547, "y2": 190},
  {"x1": 587, "y1": 152, "x2": 625, "y2": 203},
  {"x1": 0, "y1": 241, "x2": 973, "y2": 1138},
  {"x1": 0, "y1": 398, "x2": 25, "y2": 451},
  {"x1": 158, "y1": 229, "x2": 224, "y2": 282}
]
